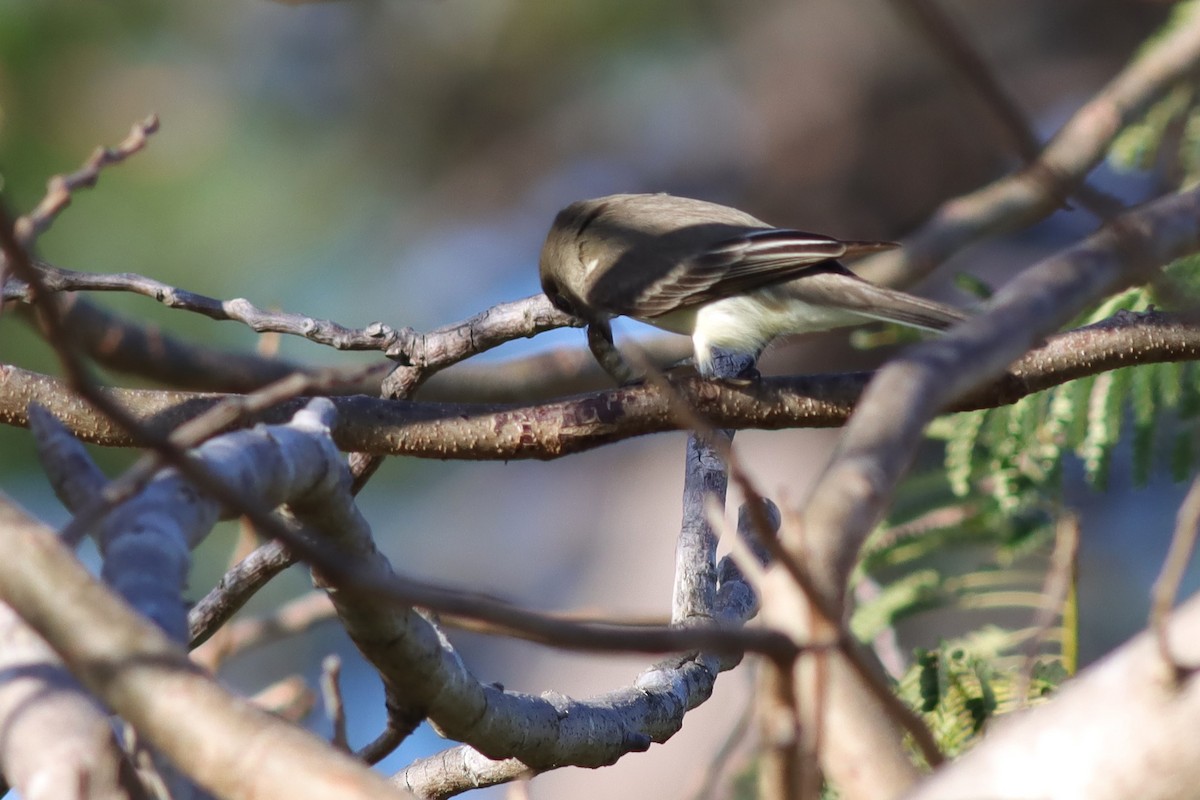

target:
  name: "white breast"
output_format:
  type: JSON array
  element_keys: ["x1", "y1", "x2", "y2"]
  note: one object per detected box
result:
[{"x1": 638, "y1": 286, "x2": 862, "y2": 373}]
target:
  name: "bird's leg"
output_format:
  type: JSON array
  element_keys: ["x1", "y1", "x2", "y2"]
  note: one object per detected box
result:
[{"x1": 587, "y1": 320, "x2": 639, "y2": 386}]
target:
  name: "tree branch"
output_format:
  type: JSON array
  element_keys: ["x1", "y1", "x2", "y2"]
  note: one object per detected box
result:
[
  {"x1": 4, "y1": 310, "x2": 1200, "y2": 459},
  {"x1": 796, "y1": 186, "x2": 1200, "y2": 613},
  {"x1": 0, "y1": 495, "x2": 413, "y2": 800},
  {"x1": 858, "y1": 3, "x2": 1200, "y2": 288},
  {"x1": 0, "y1": 599, "x2": 145, "y2": 800}
]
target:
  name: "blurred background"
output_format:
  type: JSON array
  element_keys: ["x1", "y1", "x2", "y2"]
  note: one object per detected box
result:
[{"x1": 0, "y1": 1, "x2": 1188, "y2": 797}]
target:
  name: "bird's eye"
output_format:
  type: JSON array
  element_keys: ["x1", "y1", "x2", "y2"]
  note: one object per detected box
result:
[{"x1": 543, "y1": 280, "x2": 579, "y2": 317}]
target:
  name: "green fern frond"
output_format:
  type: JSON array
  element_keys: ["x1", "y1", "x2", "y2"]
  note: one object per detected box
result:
[
  {"x1": 935, "y1": 302, "x2": 1200, "y2": 495},
  {"x1": 1131, "y1": 365, "x2": 1158, "y2": 485},
  {"x1": 945, "y1": 410, "x2": 987, "y2": 497},
  {"x1": 1063, "y1": 374, "x2": 1096, "y2": 448},
  {"x1": 1163, "y1": 252, "x2": 1200, "y2": 295},
  {"x1": 1108, "y1": 2, "x2": 1200, "y2": 181},
  {"x1": 1173, "y1": 429, "x2": 1197, "y2": 482},
  {"x1": 1158, "y1": 360, "x2": 1185, "y2": 408},
  {"x1": 987, "y1": 396, "x2": 1038, "y2": 512},
  {"x1": 850, "y1": 570, "x2": 944, "y2": 641},
  {"x1": 1109, "y1": 82, "x2": 1196, "y2": 172},
  {"x1": 898, "y1": 639, "x2": 1065, "y2": 756},
  {"x1": 1080, "y1": 368, "x2": 1132, "y2": 488},
  {"x1": 1180, "y1": 362, "x2": 1200, "y2": 419}
]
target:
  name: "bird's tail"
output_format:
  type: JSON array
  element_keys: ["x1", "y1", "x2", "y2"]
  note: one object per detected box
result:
[
  {"x1": 787, "y1": 266, "x2": 968, "y2": 332},
  {"x1": 839, "y1": 240, "x2": 901, "y2": 259},
  {"x1": 852, "y1": 286, "x2": 968, "y2": 331}
]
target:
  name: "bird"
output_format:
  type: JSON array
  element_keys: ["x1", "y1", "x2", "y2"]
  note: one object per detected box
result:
[{"x1": 538, "y1": 192, "x2": 966, "y2": 381}]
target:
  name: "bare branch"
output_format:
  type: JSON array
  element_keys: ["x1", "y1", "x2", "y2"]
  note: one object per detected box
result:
[
  {"x1": 889, "y1": 0, "x2": 1122, "y2": 217},
  {"x1": 796, "y1": 185, "x2": 1200, "y2": 616},
  {"x1": 0, "y1": 495, "x2": 413, "y2": 800},
  {"x1": 357, "y1": 723, "x2": 410, "y2": 766},
  {"x1": 0, "y1": 601, "x2": 146, "y2": 800},
  {"x1": 191, "y1": 591, "x2": 336, "y2": 671},
  {"x1": 6, "y1": 309, "x2": 1200, "y2": 461},
  {"x1": 11, "y1": 117, "x2": 158, "y2": 248},
  {"x1": 398, "y1": 600, "x2": 788, "y2": 798},
  {"x1": 3, "y1": 260, "x2": 407, "y2": 351},
  {"x1": 666, "y1": 346, "x2": 755, "y2": 624},
  {"x1": 26, "y1": 403, "x2": 109, "y2": 547},
  {"x1": 188, "y1": 539, "x2": 296, "y2": 648},
  {"x1": 4, "y1": 263, "x2": 578, "y2": 371},
  {"x1": 6, "y1": 289, "x2": 660, "y2": 401},
  {"x1": 859, "y1": 5, "x2": 1200, "y2": 288},
  {"x1": 321, "y1": 655, "x2": 350, "y2": 753},
  {"x1": 1150, "y1": 473, "x2": 1200, "y2": 681},
  {"x1": 34, "y1": 400, "x2": 358, "y2": 642},
  {"x1": 20, "y1": 294, "x2": 342, "y2": 393}
]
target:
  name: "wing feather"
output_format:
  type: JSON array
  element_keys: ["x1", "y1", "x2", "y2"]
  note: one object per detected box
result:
[{"x1": 624, "y1": 230, "x2": 896, "y2": 318}]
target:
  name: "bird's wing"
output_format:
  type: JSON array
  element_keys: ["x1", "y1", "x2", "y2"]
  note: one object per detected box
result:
[{"x1": 625, "y1": 229, "x2": 897, "y2": 318}]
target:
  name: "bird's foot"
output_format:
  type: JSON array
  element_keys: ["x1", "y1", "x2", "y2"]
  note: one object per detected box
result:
[{"x1": 702, "y1": 348, "x2": 761, "y2": 383}]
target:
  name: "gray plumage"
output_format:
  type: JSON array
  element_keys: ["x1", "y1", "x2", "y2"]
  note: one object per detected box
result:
[{"x1": 539, "y1": 193, "x2": 966, "y2": 375}]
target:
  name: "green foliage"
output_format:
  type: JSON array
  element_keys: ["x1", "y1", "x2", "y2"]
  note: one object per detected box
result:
[
  {"x1": 844, "y1": 0, "x2": 1200, "y2": 778},
  {"x1": 1109, "y1": 82, "x2": 1198, "y2": 176},
  {"x1": 930, "y1": 279, "x2": 1200, "y2": 496},
  {"x1": 854, "y1": 463, "x2": 1075, "y2": 750},
  {"x1": 1109, "y1": 1, "x2": 1200, "y2": 182},
  {"x1": 898, "y1": 640, "x2": 1066, "y2": 756},
  {"x1": 854, "y1": 264, "x2": 1200, "y2": 757}
]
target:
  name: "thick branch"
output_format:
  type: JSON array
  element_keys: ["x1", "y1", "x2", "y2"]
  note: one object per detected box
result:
[
  {"x1": 398, "y1": 567, "x2": 770, "y2": 798},
  {"x1": 3, "y1": 310, "x2": 1199, "y2": 459},
  {"x1": 798, "y1": 187, "x2": 1200, "y2": 610},
  {"x1": 34, "y1": 396, "x2": 794, "y2": 790},
  {"x1": 0, "y1": 601, "x2": 145, "y2": 800},
  {"x1": 0, "y1": 495, "x2": 412, "y2": 800}
]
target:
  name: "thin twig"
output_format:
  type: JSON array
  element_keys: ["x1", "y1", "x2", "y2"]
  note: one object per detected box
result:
[
  {"x1": 60, "y1": 360, "x2": 389, "y2": 546},
  {"x1": 189, "y1": 539, "x2": 296, "y2": 647},
  {"x1": 4, "y1": 261, "x2": 407, "y2": 352},
  {"x1": 5, "y1": 294, "x2": 328, "y2": 393},
  {"x1": 860, "y1": 5, "x2": 1200, "y2": 288},
  {"x1": 4, "y1": 263, "x2": 577, "y2": 368},
  {"x1": 356, "y1": 723, "x2": 410, "y2": 766},
  {"x1": 1150, "y1": 473, "x2": 1200, "y2": 682},
  {"x1": 321, "y1": 655, "x2": 350, "y2": 753},
  {"x1": 15, "y1": 117, "x2": 159, "y2": 243},
  {"x1": 891, "y1": 0, "x2": 1124, "y2": 218},
  {"x1": 192, "y1": 591, "x2": 336, "y2": 671},
  {"x1": 1017, "y1": 511, "x2": 1080, "y2": 705}
]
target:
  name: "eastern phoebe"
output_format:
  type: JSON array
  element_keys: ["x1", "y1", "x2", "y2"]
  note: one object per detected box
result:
[{"x1": 539, "y1": 193, "x2": 966, "y2": 379}]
